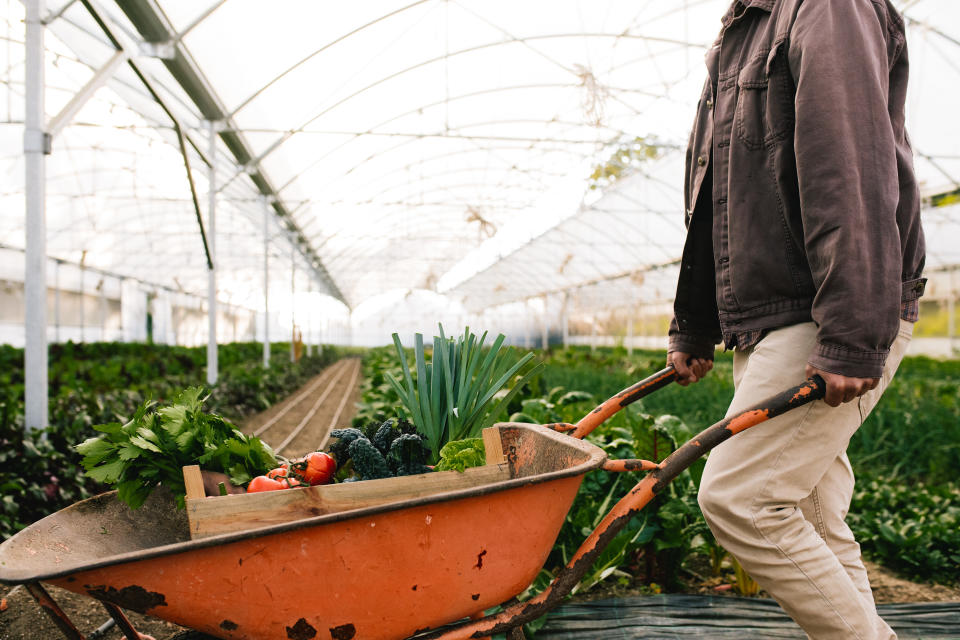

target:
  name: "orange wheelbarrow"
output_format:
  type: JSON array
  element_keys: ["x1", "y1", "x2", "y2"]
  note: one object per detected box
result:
[{"x1": 0, "y1": 367, "x2": 825, "y2": 640}]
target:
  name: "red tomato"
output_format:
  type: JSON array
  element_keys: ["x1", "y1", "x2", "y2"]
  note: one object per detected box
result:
[
  {"x1": 246, "y1": 475, "x2": 284, "y2": 493},
  {"x1": 279, "y1": 475, "x2": 304, "y2": 489},
  {"x1": 266, "y1": 466, "x2": 288, "y2": 480},
  {"x1": 295, "y1": 452, "x2": 337, "y2": 486}
]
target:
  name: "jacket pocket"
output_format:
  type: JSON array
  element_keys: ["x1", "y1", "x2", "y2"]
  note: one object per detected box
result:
[
  {"x1": 735, "y1": 44, "x2": 792, "y2": 149},
  {"x1": 735, "y1": 54, "x2": 770, "y2": 149}
]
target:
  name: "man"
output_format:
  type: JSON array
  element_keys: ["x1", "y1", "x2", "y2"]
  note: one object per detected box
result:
[{"x1": 666, "y1": 0, "x2": 925, "y2": 638}]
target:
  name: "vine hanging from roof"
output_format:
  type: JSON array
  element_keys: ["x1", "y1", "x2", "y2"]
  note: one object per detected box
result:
[
  {"x1": 575, "y1": 64, "x2": 609, "y2": 127},
  {"x1": 465, "y1": 206, "x2": 497, "y2": 240}
]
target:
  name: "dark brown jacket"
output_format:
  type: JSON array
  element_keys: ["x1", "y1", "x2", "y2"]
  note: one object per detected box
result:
[{"x1": 669, "y1": 0, "x2": 926, "y2": 379}]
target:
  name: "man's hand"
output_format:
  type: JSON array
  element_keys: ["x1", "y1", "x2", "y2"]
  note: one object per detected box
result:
[
  {"x1": 805, "y1": 365, "x2": 879, "y2": 407},
  {"x1": 668, "y1": 352, "x2": 713, "y2": 386}
]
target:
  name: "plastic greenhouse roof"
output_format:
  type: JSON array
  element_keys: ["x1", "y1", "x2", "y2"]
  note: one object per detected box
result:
[{"x1": 1, "y1": 0, "x2": 959, "y2": 322}]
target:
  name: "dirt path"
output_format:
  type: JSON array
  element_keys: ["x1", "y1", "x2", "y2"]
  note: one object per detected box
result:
[
  {"x1": 242, "y1": 357, "x2": 362, "y2": 458},
  {"x1": 0, "y1": 358, "x2": 364, "y2": 640}
]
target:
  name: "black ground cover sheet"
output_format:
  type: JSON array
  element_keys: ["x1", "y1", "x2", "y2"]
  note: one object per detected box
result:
[{"x1": 537, "y1": 595, "x2": 960, "y2": 639}]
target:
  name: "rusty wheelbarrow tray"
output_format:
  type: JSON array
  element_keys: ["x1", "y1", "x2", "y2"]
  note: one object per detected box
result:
[{"x1": 0, "y1": 367, "x2": 826, "y2": 640}]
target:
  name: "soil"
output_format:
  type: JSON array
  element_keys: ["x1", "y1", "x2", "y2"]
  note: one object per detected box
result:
[{"x1": 241, "y1": 358, "x2": 362, "y2": 457}]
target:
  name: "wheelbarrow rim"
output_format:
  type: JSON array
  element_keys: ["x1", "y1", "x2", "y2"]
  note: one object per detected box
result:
[{"x1": 0, "y1": 422, "x2": 606, "y2": 584}]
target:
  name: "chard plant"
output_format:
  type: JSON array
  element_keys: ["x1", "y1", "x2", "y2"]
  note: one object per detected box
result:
[{"x1": 386, "y1": 326, "x2": 544, "y2": 464}]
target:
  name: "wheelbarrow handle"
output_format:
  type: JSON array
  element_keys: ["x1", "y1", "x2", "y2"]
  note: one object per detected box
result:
[
  {"x1": 569, "y1": 365, "x2": 680, "y2": 439},
  {"x1": 413, "y1": 374, "x2": 827, "y2": 640}
]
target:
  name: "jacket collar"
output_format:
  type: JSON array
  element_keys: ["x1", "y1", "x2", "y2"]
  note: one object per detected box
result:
[
  {"x1": 740, "y1": 0, "x2": 774, "y2": 10},
  {"x1": 722, "y1": 0, "x2": 773, "y2": 27}
]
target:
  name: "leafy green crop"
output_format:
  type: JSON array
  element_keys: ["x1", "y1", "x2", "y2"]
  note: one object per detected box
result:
[
  {"x1": 386, "y1": 326, "x2": 544, "y2": 463},
  {"x1": 849, "y1": 473, "x2": 960, "y2": 584},
  {"x1": 329, "y1": 419, "x2": 432, "y2": 481},
  {"x1": 435, "y1": 438, "x2": 486, "y2": 472},
  {"x1": 76, "y1": 387, "x2": 277, "y2": 509}
]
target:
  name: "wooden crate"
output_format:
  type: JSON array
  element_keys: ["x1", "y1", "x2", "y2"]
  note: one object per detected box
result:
[{"x1": 182, "y1": 427, "x2": 510, "y2": 540}]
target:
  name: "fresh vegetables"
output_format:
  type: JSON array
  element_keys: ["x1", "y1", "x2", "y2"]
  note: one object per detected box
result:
[
  {"x1": 386, "y1": 325, "x2": 544, "y2": 464},
  {"x1": 266, "y1": 466, "x2": 289, "y2": 480},
  {"x1": 329, "y1": 419, "x2": 432, "y2": 481},
  {"x1": 247, "y1": 476, "x2": 285, "y2": 493},
  {"x1": 75, "y1": 387, "x2": 277, "y2": 509},
  {"x1": 294, "y1": 452, "x2": 337, "y2": 486},
  {"x1": 435, "y1": 438, "x2": 486, "y2": 472},
  {"x1": 248, "y1": 454, "x2": 334, "y2": 493}
]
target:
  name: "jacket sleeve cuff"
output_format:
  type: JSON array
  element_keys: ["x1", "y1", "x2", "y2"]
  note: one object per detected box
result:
[
  {"x1": 668, "y1": 333, "x2": 717, "y2": 361},
  {"x1": 807, "y1": 342, "x2": 889, "y2": 379}
]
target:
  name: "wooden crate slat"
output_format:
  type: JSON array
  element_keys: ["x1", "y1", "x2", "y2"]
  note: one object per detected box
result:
[{"x1": 185, "y1": 463, "x2": 511, "y2": 539}]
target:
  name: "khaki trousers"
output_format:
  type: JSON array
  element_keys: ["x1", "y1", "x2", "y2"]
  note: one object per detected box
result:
[{"x1": 698, "y1": 320, "x2": 913, "y2": 640}]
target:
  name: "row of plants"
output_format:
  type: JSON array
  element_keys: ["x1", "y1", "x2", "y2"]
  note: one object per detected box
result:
[
  {"x1": 534, "y1": 346, "x2": 960, "y2": 585},
  {"x1": 538, "y1": 346, "x2": 960, "y2": 484},
  {"x1": 0, "y1": 341, "x2": 347, "y2": 539}
]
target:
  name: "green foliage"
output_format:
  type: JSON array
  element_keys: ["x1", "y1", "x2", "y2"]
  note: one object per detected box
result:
[
  {"x1": 848, "y1": 473, "x2": 960, "y2": 584},
  {"x1": 76, "y1": 388, "x2": 277, "y2": 509},
  {"x1": 517, "y1": 387, "x2": 706, "y2": 595},
  {"x1": 347, "y1": 437, "x2": 392, "y2": 480},
  {"x1": 0, "y1": 342, "x2": 345, "y2": 539},
  {"x1": 330, "y1": 419, "x2": 432, "y2": 481},
  {"x1": 351, "y1": 346, "x2": 405, "y2": 428},
  {"x1": 537, "y1": 345, "x2": 960, "y2": 586},
  {"x1": 435, "y1": 438, "x2": 486, "y2": 472},
  {"x1": 385, "y1": 326, "x2": 544, "y2": 463},
  {"x1": 539, "y1": 346, "x2": 960, "y2": 485}
]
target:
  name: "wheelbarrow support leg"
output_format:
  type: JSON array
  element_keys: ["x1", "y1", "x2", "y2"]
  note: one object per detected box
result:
[
  {"x1": 101, "y1": 600, "x2": 144, "y2": 640},
  {"x1": 24, "y1": 582, "x2": 86, "y2": 640}
]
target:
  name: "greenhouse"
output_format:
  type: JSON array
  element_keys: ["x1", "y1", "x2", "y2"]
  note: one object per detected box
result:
[{"x1": 1, "y1": 0, "x2": 959, "y2": 639}]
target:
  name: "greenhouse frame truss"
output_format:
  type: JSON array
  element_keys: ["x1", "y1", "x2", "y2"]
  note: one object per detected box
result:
[{"x1": 6, "y1": 0, "x2": 960, "y2": 429}]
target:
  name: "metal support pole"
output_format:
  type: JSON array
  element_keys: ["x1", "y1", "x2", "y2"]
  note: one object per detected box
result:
[
  {"x1": 206, "y1": 120, "x2": 218, "y2": 385},
  {"x1": 591, "y1": 316, "x2": 597, "y2": 354},
  {"x1": 627, "y1": 308, "x2": 634, "y2": 357},
  {"x1": 561, "y1": 291, "x2": 569, "y2": 349},
  {"x1": 523, "y1": 300, "x2": 533, "y2": 349},
  {"x1": 54, "y1": 260, "x2": 60, "y2": 343},
  {"x1": 306, "y1": 282, "x2": 313, "y2": 357},
  {"x1": 47, "y1": 49, "x2": 127, "y2": 138},
  {"x1": 98, "y1": 279, "x2": 106, "y2": 341},
  {"x1": 79, "y1": 265, "x2": 85, "y2": 343},
  {"x1": 290, "y1": 237, "x2": 296, "y2": 363},
  {"x1": 949, "y1": 268, "x2": 957, "y2": 354},
  {"x1": 541, "y1": 297, "x2": 548, "y2": 351},
  {"x1": 263, "y1": 197, "x2": 270, "y2": 367},
  {"x1": 24, "y1": 0, "x2": 48, "y2": 430}
]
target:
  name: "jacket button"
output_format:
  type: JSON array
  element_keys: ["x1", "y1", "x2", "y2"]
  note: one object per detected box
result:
[{"x1": 697, "y1": 156, "x2": 707, "y2": 167}]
